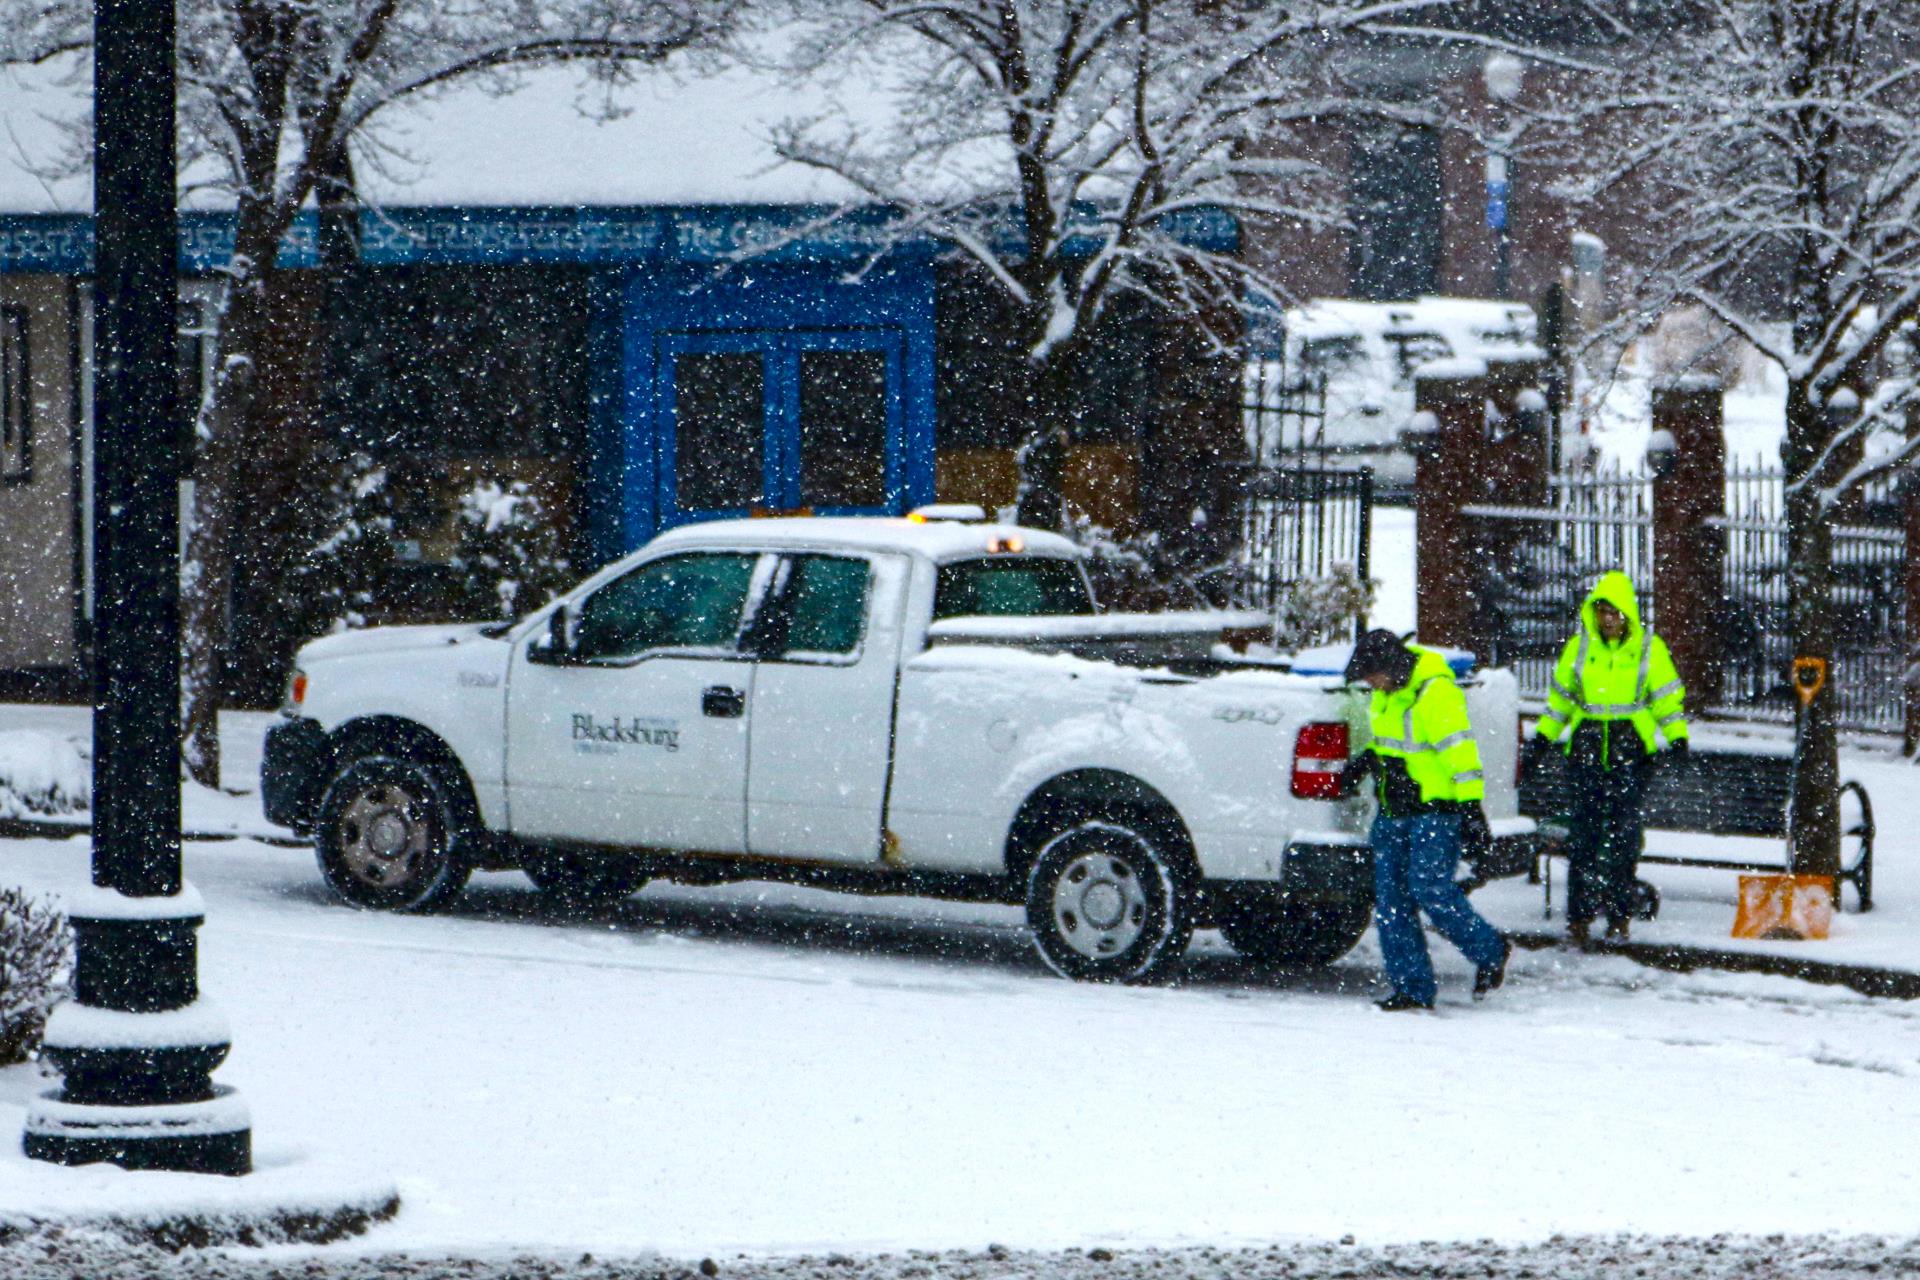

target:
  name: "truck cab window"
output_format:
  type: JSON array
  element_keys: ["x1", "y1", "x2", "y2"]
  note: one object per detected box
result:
[
  {"x1": 779, "y1": 556, "x2": 871, "y2": 656},
  {"x1": 574, "y1": 553, "x2": 758, "y2": 661},
  {"x1": 933, "y1": 558, "x2": 1094, "y2": 620}
]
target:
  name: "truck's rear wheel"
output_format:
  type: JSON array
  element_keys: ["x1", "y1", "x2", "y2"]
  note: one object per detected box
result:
[
  {"x1": 523, "y1": 853, "x2": 649, "y2": 912},
  {"x1": 315, "y1": 755, "x2": 471, "y2": 911},
  {"x1": 1025, "y1": 821, "x2": 1194, "y2": 983},
  {"x1": 1217, "y1": 895, "x2": 1372, "y2": 968}
]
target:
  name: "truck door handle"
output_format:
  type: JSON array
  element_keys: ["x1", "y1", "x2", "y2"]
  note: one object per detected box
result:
[{"x1": 702, "y1": 685, "x2": 746, "y2": 718}]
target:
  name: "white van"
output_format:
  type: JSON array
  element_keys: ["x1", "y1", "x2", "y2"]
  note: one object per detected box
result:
[{"x1": 1247, "y1": 297, "x2": 1540, "y2": 493}]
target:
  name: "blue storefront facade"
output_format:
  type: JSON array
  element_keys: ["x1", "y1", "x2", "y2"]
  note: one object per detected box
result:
[
  {"x1": 0, "y1": 204, "x2": 940, "y2": 568},
  {"x1": 0, "y1": 200, "x2": 1237, "y2": 697}
]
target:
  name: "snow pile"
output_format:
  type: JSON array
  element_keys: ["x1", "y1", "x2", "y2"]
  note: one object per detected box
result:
[{"x1": 0, "y1": 732, "x2": 89, "y2": 821}]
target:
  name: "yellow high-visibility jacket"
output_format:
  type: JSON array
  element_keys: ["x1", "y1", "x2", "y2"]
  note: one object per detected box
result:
[
  {"x1": 1537, "y1": 571, "x2": 1689, "y2": 763},
  {"x1": 1367, "y1": 644, "x2": 1485, "y2": 809}
]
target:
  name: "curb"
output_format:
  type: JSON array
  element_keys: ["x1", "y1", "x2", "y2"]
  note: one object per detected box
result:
[
  {"x1": 0, "y1": 819, "x2": 304, "y2": 848},
  {"x1": 0, "y1": 1189, "x2": 400, "y2": 1252},
  {"x1": 1509, "y1": 930, "x2": 1920, "y2": 1000}
]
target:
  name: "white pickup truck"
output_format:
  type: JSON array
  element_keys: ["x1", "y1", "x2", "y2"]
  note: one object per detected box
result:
[{"x1": 262, "y1": 514, "x2": 1532, "y2": 982}]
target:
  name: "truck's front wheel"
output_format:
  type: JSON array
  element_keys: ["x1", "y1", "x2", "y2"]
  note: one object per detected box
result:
[
  {"x1": 1025, "y1": 821, "x2": 1194, "y2": 983},
  {"x1": 315, "y1": 756, "x2": 472, "y2": 912}
]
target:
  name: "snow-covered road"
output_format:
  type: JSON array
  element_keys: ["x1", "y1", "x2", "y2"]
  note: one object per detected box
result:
[{"x1": 4, "y1": 834, "x2": 1919, "y2": 1264}]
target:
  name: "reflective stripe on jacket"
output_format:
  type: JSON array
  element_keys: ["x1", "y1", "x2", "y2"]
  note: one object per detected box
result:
[
  {"x1": 1536, "y1": 570, "x2": 1689, "y2": 760},
  {"x1": 1366, "y1": 645, "x2": 1485, "y2": 806}
]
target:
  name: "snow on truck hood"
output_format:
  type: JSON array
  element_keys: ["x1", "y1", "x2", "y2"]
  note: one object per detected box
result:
[{"x1": 297, "y1": 623, "x2": 501, "y2": 665}]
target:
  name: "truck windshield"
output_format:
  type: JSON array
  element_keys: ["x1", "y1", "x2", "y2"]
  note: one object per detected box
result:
[{"x1": 933, "y1": 558, "x2": 1095, "y2": 619}]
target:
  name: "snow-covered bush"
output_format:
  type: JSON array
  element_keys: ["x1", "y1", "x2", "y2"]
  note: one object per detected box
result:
[
  {"x1": 1268, "y1": 565, "x2": 1375, "y2": 652},
  {"x1": 283, "y1": 448, "x2": 401, "y2": 634},
  {"x1": 450, "y1": 479, "x2": 572, "y2": 621},
  {"x1": 0, "y1": 730, "x2": 89, "y2": 821},
  {"x1": 1063, "y1": 515, "x2": 1224, "y2": 612},
  {"x1": 0, "y1": 888, "x2": 71, "y2": 1066}
]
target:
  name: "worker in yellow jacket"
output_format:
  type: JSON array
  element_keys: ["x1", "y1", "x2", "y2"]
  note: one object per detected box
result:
[
  {"x1": 1342, "y1": 630, "x2": 1511, "y2": 1011},
  {"x1": 1526, "y1": 571, "x2": 1690, "y2": 944}
]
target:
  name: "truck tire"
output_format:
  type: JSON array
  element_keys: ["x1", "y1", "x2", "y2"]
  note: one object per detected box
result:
[
  {"x1": 314, "y1": 755, "x2": 472, "y2": 911},
  {"x1": 523, "y1": 853, "x2": 649, "y2": 912},
  {"x1": 1217, "y1": 896, "x2": 1372, "y2": 968},
  {"x1": 1025, "y1": 820, "x2": 1195, "y2": 983}
]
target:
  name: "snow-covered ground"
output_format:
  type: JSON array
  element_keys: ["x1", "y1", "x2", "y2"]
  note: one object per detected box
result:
[
  {"x1": 7, "y1": 826, "x2": 1920, "y2": 1261},
  {"x1": 1, "y1": 706, "x2": 1919, "y2": 1264}
]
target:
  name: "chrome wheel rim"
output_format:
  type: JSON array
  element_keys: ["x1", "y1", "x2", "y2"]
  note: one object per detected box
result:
[
  {"x1": 1051, "y1": 849, "x2": 1150, "y2": 960},
  {"x1": 337, "y1": 781, "x2": 431, "y2": 888}
]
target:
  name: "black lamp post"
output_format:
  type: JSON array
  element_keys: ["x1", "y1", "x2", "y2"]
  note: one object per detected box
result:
[{"x1": 22, "y1": 0, "x2": 250, "y2": 1175}]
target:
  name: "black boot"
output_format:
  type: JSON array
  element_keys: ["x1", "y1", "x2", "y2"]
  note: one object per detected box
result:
[
  {"x1": 1473, "y1": 937, "x2": 1513, "y2": 1001},
  {"x1": 1375, "y1": 992, "x2": 1434, "y2": 1012}
]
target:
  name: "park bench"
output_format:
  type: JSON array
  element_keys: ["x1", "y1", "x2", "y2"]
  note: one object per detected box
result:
[{"x1": 1516, "y1": 744, "x2": 1875, "y2": 915}]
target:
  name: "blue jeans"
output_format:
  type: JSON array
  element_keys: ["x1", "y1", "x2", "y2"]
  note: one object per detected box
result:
[{"x1": 1371, "y1": 812, "x2": 1507, "y2": 1005}]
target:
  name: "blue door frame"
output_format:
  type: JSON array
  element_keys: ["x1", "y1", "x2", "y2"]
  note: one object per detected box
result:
[
  {"x1": 654, "y1": 326, "x2": 907, "y2": 528},
  {"x1": 587, "y1": 259, "x2": 936, "y2": 564}
]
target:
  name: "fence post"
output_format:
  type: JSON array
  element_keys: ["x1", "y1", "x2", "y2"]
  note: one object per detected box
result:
[
  {"x1": 1484, "y1": 352, "x2": 1550, "y2": 507},
  {"x1": 1651, "y1": 376, "x2": 1726, "y2": 711},
  {"x1": 1411, "y1": 360, "x2": 1490, "y2": 650}
]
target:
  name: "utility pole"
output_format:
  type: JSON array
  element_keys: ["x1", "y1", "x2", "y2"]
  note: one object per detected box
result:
[{"x1": 23, "y1": 0, "x2": 251, "y2": 1175}]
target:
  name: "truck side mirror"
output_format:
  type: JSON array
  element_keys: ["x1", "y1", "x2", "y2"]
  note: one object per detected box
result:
[{"x1": 530, "y1": 604, "x2": 574, "y2": 665}]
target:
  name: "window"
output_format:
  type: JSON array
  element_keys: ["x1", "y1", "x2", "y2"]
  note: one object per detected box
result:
[
  {"x1": 1347, "y1": 123, "x2": 1441, "y2": 302},
  {"x1": 673, "y1": 353, "x2": 764, "y2": 510},
  {"x1": 777, "y1": 555, "x2": 871, "y2": 657},
  {"x1": 574, "y1": 553, "x2": 759, "y2": 661},
  {"x1": 324, "y1": 267, "x2": 589, "y2": 460},
  {"x1": 1299, "y1": 336, "x2": 1366, "y2": 379},
  {"x1": 1, "y1": 306, "x2": 28, "y2": 483},
  {"x1": 933, "y1": 558, "x2": 1095, "y2": 620},
  {"x1": 1383, "y1": 331, "x2": 1452, "y2": 386},
  {"x1": 798, "y1": 350, "x2": 886, "y2": 507}
]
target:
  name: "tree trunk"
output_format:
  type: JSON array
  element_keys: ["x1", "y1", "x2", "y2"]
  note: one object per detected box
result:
[
  {"x1": 1782, "y1": 385, "x2": 1840, "y2": 880},
  {"x1": 179, "y1": 217, "x2": 278, "y2": 788},
  {"x1": 1013, "y1": 352, "x2": 1074, "y2": 530}
]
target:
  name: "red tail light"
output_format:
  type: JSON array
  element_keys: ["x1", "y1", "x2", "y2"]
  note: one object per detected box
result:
[{"x1": 1292, "y1": 721, "x2": 1350, "y2": 799}]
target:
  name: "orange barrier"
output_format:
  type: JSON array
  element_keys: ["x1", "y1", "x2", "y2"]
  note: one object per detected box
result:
[{"x1": 1731, "y1": 873, "x2": 1835, "y2": 941}]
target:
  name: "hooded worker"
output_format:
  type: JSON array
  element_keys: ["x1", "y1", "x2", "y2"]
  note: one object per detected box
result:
[
  {"x1": 1341, "y1": 629, "x2": 1512, "y2": 1011},
  {"x1": 1526, "y1": 571, "x2": 1689, "y2": 944}
]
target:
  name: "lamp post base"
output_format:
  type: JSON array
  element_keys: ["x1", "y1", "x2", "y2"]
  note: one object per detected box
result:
[
  {"x1": 23, "y1": 890, "x2": 252, "y2": 1176},
  {"x1": 24, "y1": 1083, "x2": 251, "y2": 1176}
]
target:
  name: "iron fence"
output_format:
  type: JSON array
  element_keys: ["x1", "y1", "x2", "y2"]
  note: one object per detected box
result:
[
  {"x1": 1242, "y1": 358, "x2": 1330, "y2": 469},
  {"x1": 1235, "y1": 465, "x2": 1374, "y2": 623},
  {"x1": 1462, "y1": 461, "x2": 1655, "y2": 696},
  {"x1": 1235, "y1": 356, "x2": 1376, "y2": 633},
  {"x1": 1710, "y1": 464, "x2": 1905, "y2": 732},
  {"x1": 1463, "y1": 459, "x2": 1908, "y2": 734}
]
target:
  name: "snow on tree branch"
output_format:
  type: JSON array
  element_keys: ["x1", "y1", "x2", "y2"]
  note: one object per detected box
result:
[
  {"x1": 1558, "y1": 0, "x2": 1920, "y2": 512},
  {"x1": 769, "y1": 0, "x2": 1455, "y2": 358}
]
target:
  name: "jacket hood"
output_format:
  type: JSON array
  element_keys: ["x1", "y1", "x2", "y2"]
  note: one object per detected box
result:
[
  {"x1": 1580, "y1": 571, "x2": 1643, "y2": 646},
  {"x1": 1406, "y1": 644, "x2": 1456, "y2": 689}
]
